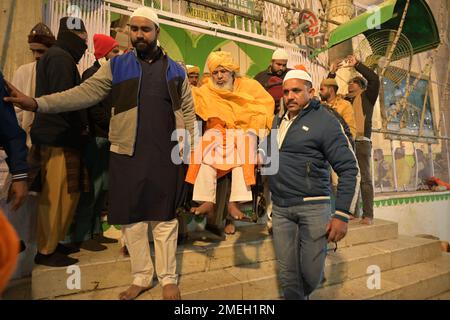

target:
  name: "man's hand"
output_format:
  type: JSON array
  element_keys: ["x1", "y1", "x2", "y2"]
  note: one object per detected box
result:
[
  {"x1": 329, "y1": 60, "x2": 341, "y2": 73},
  {"x1": 325, "y1": 217, "x2": 348, "y2": 243},
  {"x1": 7, "y1": 180, "x2": 28, "y2": 211},
  {"x1": 3, "y1": 80, "x2": 38, "y2": 112},
  {"x1": 338, "y1": 55, "x2": 358, "y2": 68}
]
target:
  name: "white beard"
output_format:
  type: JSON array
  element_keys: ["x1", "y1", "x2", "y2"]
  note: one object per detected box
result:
[{"x1": 213, "y1": 77, "x2": 234, "y2": 91}]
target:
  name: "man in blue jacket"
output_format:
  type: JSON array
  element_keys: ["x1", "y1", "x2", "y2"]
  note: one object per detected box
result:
[
  {"x1": 261, "y1": 69, "x2": 360, "y2": 300},
  {"x1": 0, "y1": 71, "x2": 28, "y2": 212}
]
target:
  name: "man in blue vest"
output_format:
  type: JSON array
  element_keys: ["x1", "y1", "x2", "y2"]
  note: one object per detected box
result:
[{"x1": 5, "y1": 7, "x2": 196, "y2": 300}]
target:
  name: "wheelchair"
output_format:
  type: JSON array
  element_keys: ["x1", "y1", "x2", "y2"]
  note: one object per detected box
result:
[{"x1": 177, "y1": 166, "x2": 267, "y2": 228}]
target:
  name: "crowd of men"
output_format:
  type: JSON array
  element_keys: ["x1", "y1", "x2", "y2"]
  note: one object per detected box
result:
[{"x1": 1, "y1": 6, "x2": 380, "y2": 300}]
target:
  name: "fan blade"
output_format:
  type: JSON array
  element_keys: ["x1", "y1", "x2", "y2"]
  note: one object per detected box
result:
[{"x1": 384, "y1": 67, "x2": 408, "y2": 84}]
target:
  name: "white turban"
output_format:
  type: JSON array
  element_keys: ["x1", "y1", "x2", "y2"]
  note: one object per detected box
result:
[
  {"x1": 272, "y1": 48, "x2": 288, "y2": 60},
  {"x1": 131, "y1": 6, "x2": 159, "y2": 27},
  {"x1": 283, "y1": 70, "x2": 313, "y2": 84}
]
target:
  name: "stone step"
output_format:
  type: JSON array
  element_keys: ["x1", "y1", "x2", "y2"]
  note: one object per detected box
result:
[
  {"x1": 312, "y1": 253, "x2": 450, "y2": 300},
  {"x1": 427, "y1": 291, "x2": 450, "y2": 300},
  {"x1": 31, "y1": 219, "x2": 398, "y2": 299},
  {"x1": 52, "y1": 235, "x2": 441, "y2": 300},
  {"x1": 323, "y1": 235, "x2": 442, "y2": 286}
]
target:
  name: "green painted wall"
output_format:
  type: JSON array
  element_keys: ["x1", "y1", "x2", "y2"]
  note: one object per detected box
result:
[{"x1": 159, "y1": 24, "x2": 272, "y2": 77}]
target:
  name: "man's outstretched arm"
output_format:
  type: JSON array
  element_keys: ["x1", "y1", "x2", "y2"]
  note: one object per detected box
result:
[{"x1": 4, "y1": 61, "x2": 113, "y2": 113}]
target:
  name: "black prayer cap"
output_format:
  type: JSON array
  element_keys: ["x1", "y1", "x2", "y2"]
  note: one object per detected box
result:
[{"x1": 58, "y1": 16, "x2": 87, "y2": 36}]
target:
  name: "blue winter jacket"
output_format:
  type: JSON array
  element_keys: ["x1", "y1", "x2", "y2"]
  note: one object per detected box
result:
[
  {"x1": 0, "y1": 71, "x2": 28, "y2": 181},
  {"x1": 264, "y1": 98, "x2": 360, "y2": 222}
]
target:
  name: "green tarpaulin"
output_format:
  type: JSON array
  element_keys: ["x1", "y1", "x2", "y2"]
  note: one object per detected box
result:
[
  {"x1": 314, "y1": 0, "x2": 440, "y2": 57},
  {"x1": 327, "y1": 0, "x2": 397, "y2": 48}
]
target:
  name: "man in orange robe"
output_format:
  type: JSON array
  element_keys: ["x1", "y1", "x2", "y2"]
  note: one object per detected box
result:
[{"x1": 186, "y1": 51, "x2": 274, "y2": 227}]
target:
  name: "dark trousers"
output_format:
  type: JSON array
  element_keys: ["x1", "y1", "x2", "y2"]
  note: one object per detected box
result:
[
  {"x1": 355, "y1": 140, "x2": 374, "y2": 219},
  {"x1": 71, "y1": 137, "x2": 110, "y2": 242}
]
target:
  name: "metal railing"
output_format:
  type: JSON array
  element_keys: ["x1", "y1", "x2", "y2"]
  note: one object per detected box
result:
[{"x1": 371, "y1": 127, "x2": 450, "y2": 194}]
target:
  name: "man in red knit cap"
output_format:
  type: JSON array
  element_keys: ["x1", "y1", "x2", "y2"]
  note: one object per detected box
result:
[
  {"x1": 93, "y1": 34, "x2": 120, "y2": 62},
  {"x1": 69, "y1": 34, "x2": 120, "y2": 252}
]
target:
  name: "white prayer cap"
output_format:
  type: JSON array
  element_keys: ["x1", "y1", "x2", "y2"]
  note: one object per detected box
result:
[
  {"x1": 272, "y1": 48, "x2": 288, "y2": 60},
  {"x1": 131, "y1": 6, "x2": 159, "y2": 27},
  {"x1": 283, "y1": 70, "x2": 313, "y2": 84}
]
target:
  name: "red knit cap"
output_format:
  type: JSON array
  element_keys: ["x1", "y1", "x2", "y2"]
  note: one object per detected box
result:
[{"x1": 93, "y1": 34, "x2": 119, "y2": 60}]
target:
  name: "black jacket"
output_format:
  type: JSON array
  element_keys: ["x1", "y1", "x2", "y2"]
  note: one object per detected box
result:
[
  {"x1": 81, "y1": 61, "x2": 111, "y2": 138},
  {"x1": 31, "y1": 33, "x2": 88, "y2": 149},
  {"x1": 262, "y1": 99, "x2": 359, "y2": 221},
  {"x1": 0, "y1": 71, "x2": 28, "y2": 180},
  {"x1": 329, "y1": 62, "x2": 380, "y2": 139},
  {"x1": 254, "y1": 67, "x2": 290, "y2": 89}
]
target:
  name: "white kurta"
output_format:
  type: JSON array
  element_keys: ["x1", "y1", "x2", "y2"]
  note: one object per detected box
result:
[{"x1": 12, "y1": 61, "x2": 36, "y2": 148}]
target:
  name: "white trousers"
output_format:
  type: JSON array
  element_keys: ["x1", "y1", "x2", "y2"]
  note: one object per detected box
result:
[
  {"x1": 121, "y1": 218, "x2": 178, "y2": 288},
  {"x1": 192, "y1": 163, "x2": 252, "y2": 203}
]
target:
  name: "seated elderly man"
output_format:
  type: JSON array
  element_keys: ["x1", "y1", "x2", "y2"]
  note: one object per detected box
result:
[{"x1": 186, "y1": 51, "x2": 274, "y2": 227}]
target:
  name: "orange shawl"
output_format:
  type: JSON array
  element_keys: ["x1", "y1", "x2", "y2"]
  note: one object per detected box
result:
[
  {"x1": 186, "y1": 77, "x2": 274, "y2": 186},
  {"x1": 0, "y1": 207, "x2": 19, "y2": 294}
]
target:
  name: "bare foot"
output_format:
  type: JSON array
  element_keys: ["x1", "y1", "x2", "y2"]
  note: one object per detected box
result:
[
  {"x1": 162, "y1": 283, "x2": 181, "y2": 300},
  {"x1": 119, "y1": 285, "x2": 148, "y2": 300},
  {"x1": 224, "y1": 221, "x2": 236, "y2": 235},
  {"x1": 190, "y1": 202, "x2": 214, "y2": 217},
  {"x1": 360, "y1": 217, "x2": 373, "y2": 225},
  {"x1": 227, "y1": 202, "x2": 245, "y2": 220}
]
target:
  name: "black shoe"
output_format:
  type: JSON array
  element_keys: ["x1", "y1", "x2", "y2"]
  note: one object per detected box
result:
[
  {"x1": 56, "y1": 243, "x2": 80, "y2": 255},
  {"x1": 177, "y1": 233, "x2": 189, "y2": 245},
  {"x1": 93, "y1": 234, "x2": 118, "y2": 244},
  {"x1": 34, "y1": 252, "x2": 79, "y2": 267},
  {"x1": 19, "y1": 240, "x2": 27, "y2": 253},
  {"x1": 78, "y1": 239, "x2": 107, "y2": 252}
]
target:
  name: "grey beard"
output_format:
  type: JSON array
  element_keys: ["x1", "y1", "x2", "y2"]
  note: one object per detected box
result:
[{"x1": 213, "y1": 78, "x2": 234, "y2": 91}]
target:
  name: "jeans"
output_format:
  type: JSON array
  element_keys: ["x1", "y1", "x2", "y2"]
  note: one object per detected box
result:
[
  {"x1": 272, "y1": 202, "x2": 331, "y2": 300},
  {"x1": 355, "y1": 140, "x2": 374, "y2": 219}
]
